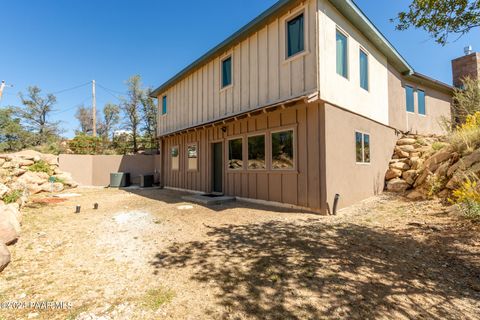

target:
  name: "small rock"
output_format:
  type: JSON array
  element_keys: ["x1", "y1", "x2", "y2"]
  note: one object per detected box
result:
[
  {"x1": 385, "y1": 168, "x2": 402, "y2": 180},
  {"x1": 402, "y1": 170, "x2": 418, "y2": 185},
  {"x1": 396, "y1": 138, "x2": 417, "y2": 146},
  {"x1": 0, "y1": 219, "x2": 18, "y2": 245},
  {"x1": 0, "y1": 183, "x2": 9, "y2": 198},
  {"x1": 390, "y1": 161, "x2": 411, "y2": 171},
  {"x1": 407, "y1": 190, "x2": 425, "y2": 200}
]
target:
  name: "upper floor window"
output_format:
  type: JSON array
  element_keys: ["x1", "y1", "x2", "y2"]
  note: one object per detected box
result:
[
  {"x1": 162, "y1": 95, "x2": 167, "y2": 115},
  {"x1": 221, "y1": 56, "x2": 232, "y2": 88},
  {"x1": 418, "y1": 89, "x2": 426, "y2": 115},
  {"x1": 336, "y1": 30, "x2": 348, "y2": 78},
  {"x1": 406, "y1": 86, "x2": 414, "y2": 112},
  {"x1": 286, "y1": 13, "x2": 305, "y2": 58},
  {"x1": 359, "y1": 49, "x2": 369, "y2": 91},
  {"x1": 355, "y1": 132, "x2": 370, "y2": 164}
]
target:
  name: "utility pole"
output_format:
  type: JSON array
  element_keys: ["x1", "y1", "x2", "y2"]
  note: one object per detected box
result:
[
  {"x1": 92, "y1": 80, "x2": 97, "y2": 137},
  {"x1": 0, "y1": 80, "x2": 13, "y2": 103}
]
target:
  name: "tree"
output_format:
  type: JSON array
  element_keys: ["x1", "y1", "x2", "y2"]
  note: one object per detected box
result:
[
  {"x1": 17, "y1": 86, "x2": 60, "y2": 145},
  {"x1": 75, "y1": 105, "x2": 93, "y2": 134},
  {"x1": 394, "y1": 0, "x2": 480, "y2": 45},
  {"x1": 140, "y1": 88, "x2": 158, "y2": 149},
  {"x1": 120, "y1": 75, "x2": 142, "y2": 153},
  {"x1": 102, "y1": 103, "x2": 120, "y2": 141},
  {"x1": 0, "y1": 107, "x2": 31, "y2": 152}
]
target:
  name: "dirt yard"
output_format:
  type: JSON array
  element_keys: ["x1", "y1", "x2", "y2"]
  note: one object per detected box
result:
[{"x1": 0, "y1": 187, "x2": 479, "y2": 320}]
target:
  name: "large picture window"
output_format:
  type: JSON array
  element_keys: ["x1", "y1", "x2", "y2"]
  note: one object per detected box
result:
[
  {"x1": 171, "y1": 146, "x2": 179, "y2": 170},
  {"x1": 286, "y1": 13, "x2": 305, "y2": 58},
  {"x1": 248, "y1": 135, "x2": 266, "y2": 170},
  {"x1": 228, "y1": 138, "x2": 243, "y2": 170},
  {"x1": 187, "y1": 144, "x2": 198, "y2": 171},
  {"x1": 271, "y1": 130, "x2": 294, "y2": 170},
  {"x1": 355, "y1": 132, "x2": 370, "y2": 164}
]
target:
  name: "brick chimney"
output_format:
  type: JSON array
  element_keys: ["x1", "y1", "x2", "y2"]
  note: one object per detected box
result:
[{"x1": 452, "y1": 46, "x2": 480, "y2": 87}]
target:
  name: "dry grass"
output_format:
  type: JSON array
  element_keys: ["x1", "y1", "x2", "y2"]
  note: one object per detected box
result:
[{"x1": 0, "y1": 188, "x2": 479, "y2": 319}]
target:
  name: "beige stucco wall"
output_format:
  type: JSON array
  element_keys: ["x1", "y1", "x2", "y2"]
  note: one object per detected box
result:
[
  {"x1": 388, "y1": 65, "x2": 452, "y2": 135},
  {"x1": 322, "y1": 102, "x2": 399, "y2": 211},
  {"x1": 318, "y1": 0, "x2": 390, "y2": 125},
  {"x1": 59, "y1": 154, "x2": 160, "y2": 186}
]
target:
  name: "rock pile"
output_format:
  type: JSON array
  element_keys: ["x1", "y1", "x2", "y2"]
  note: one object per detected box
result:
[
  {"x1": 385, "y1": 135, "x2": 479, "y2": 200},
  {"x1": 0, "y1": 150, "x2": 78, "y2": 272}
]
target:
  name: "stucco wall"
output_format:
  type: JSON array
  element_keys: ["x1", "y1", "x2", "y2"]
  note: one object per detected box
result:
[
  {"x1": 388, "y1": 66, "x2": 452, "y2": 135},
  {"x1": 323, "y1": 102, "x2": 399, "y2": 211},
  {"x1": 59, "y1": 154, "x2": 160, "y2": 186},
  {"x1": 318, "y1": 0, "x2": 390, "y2": 125}
]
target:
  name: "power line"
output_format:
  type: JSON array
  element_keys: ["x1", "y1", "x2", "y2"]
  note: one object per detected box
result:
[
  {"x1": 96, "y1": 83, "x2": 124, "y2": 102},
  {"x1": 51, "y1": 81, "x2": 91, "y2": 95},
  {"x1": 51, "y1": 96, "x2": 92, "y2": 115}
]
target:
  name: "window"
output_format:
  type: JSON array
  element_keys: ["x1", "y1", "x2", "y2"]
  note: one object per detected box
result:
[
  {"x1": 286, "y1": 13, "x2": 305, "y2": 58},
  {"x1": 171, "y1": 146, "x2": 179, "y2": 170},
  {"x1": 359, "y1": 49, "x2": 369, "y2": 91},
  {"x1": 221, "y1": 56, "x2": 232, "y2": 88},
  {"x1": 162, "y1": 95, "x2": 167, "y2": 115},
  {"x1": 355, "y1": 132, "x2": 370, "y2": 164},
  {"x1": 271, "y1": 130, "x2": 294, "y2": 170},
  {"x1": 418, "y1": 89, "x2": 426, "y2": 115},
  {"x1": 406, "y1": 86, "x2": 414, "y2": 112},
  {"x1": 248, "y1": 135, "x2": 265, "y2": 170},
  {"x1": 187, "y1": 144, "x2": 198, "y2": 171},
  {"x1": 336, "y1": 30, "x2": 348, "y2": 78},
  {"x1": 228, "y1": 138, "x2": 243, "y2": 170}
]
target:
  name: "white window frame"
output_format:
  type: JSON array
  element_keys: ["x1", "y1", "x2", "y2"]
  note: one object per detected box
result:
[{"x1": 355, "y1": 131, "x2": 371, "y2": 165}]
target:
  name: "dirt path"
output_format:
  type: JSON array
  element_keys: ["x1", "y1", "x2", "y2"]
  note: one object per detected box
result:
[{"x1": 0, "y1": 188, "x2": 479, "y2": 319}]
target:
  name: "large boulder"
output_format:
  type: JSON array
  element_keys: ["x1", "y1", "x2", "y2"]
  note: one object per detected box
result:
[
  {"x1": 447, "y1": 149, "x2": 480, "y2": 177},
  {"x1": 0, "y1": 205, "x2": 21, "y2": 234},
  {"x1": 385, "y1": 168, "x2": 402, "y2": 180},
  {"x1": 0, "y1": 219, "x2": 18, "y2": 245},
  {"x1": 423, "y1": 150, "x2": 453, "y2": 172},
  {"x1": 396, "y1": 138, "x2": 417, "y2": 146},
  {"x1": 12, "y1": 150, "x2": 42, "y2": 162},
  {"x1": 54, "y1": 172, "x2": 78, "y2": 188},
  {"x1": 387, "y1": 178, "x2": 410, "y2": 193},
  {"x1": 40, "y1": 154, "x2": 58, "y2": 166},
  {"x1": 40, "y1": 182, "x2": 64, "y2": 193},
  {"x1": 402, "y1": 170, "x2": 418, "y2": 185},
  {"x1": 0, "y1": 243, "x2": 10, "y2": 273},
  {"x1": 16, "y1": 171, "x2": 46, "y2": 186},
  {"x1": 390, "y1": 161, "x2": 411, "y2": 171}
]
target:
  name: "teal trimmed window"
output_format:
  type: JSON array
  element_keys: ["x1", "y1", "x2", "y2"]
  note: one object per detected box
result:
[
  {"x1": 286, "y1": 13, "x2": 305, "y2": 58},
  {"x1": 359, "y1": 49, "x2": 369, "y2": 90},
  {"x1": 221, "y1": 56, "x2": 232, "y2": 88},
  {"x1": 161, "y1": 95, "x2": 167, "y2": 115},
  {"x1": 336, "y1": 30, "x2": 348, "y2": 78},
  {"x1": 406, "y1": 86, "x2": 414, "y2": 112},
  {"x1": 418, "y1": 89, "x2": 426, "y2": 115}
]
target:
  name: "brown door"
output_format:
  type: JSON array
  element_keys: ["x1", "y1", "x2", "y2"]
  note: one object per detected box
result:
[{"x1": 212, "y1": 142, "x2": 223, "y2": 193}]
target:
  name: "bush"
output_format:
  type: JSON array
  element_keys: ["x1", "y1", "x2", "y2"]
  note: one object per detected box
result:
[
  {"x1": 2, "y1": 190, "x2": 22, "y2": 204},
  {"x1": 69, "y1": 134, "x2": 103, "y2": 155},
  {"x1": 28, "y1": 160, "x2": 53, "y2": 175},
  {"x1": 448, "y1": 112, "x2": 480, "y2": 154},
  {"x1": 451, "y1": 177, "x2": 480, "y2": 221}
]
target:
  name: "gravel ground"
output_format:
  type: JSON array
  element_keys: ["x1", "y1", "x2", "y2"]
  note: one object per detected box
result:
[{"x1": 0, "y1": 187, "x2": 479, "y2": 320}]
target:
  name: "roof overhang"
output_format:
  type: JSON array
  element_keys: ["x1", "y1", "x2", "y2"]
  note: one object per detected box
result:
[{"x1": 406, "y1": 72, "x2": 454, "y2": 94}]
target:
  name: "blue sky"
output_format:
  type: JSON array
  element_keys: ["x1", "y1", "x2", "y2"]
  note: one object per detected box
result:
[{"x1": 1, "y1": 0, "x2": 479, "y2": 138}]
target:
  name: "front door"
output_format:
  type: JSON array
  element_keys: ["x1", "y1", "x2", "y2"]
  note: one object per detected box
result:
[{"x1": 212, "y1": 142, "x2": 223, "y2": 193}]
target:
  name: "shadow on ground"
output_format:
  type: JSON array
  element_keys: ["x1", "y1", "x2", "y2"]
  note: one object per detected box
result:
[{"x1": 151, "y1": 219, "x2": 479, "y2": 319}]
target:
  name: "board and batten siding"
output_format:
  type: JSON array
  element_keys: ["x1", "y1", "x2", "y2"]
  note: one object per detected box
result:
[
  {"x1": 157, "y1": 0, "x2": 318, "y2": 136},
  {"x1": 161, "y1": 102, "x2": 325, "y2": 211}
]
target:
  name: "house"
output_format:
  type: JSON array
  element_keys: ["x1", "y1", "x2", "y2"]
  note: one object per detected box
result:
[{"x1": 150, "y1": 0, "x2": 456, "y2": 213}]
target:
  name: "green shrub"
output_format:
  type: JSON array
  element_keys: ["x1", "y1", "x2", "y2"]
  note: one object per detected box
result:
[
  {"x1": 2, "y1": 190, "x2": 22, "y2": 204},
  {"x1": 451, "y1": 177, "x2": 480, "y2": 221},
  {"x1": 28, "y1": 160, "x2": 53, "y2": 175},
  {"x1": 431, "y1": 141, "x2": 447, "y2": 151}
]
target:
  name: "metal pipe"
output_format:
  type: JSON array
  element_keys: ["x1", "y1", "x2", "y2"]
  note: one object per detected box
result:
[{"x1": 332, "y1": 194, "x2": 340, "y2": 215}]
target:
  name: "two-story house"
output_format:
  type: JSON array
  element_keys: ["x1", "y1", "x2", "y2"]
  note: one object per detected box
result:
[{"x1": 150, "y1": 0, "x2": 453, "y2": 213}]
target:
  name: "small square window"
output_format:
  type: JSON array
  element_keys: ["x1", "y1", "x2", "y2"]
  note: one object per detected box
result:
[
  {"x1": 336, "y1": 30, "x2": 348, "y2": 78},
  {"x1": 228, "y1": 138, "x2": 243, "y2": 170},
  {"x1": 418, "y1": 89, "x2": 426, "y2": 115},
  {"x1": 248, "y1": 135, "x2": 265, "y2": 170},
  {"x1": 286, "y1": 13, "x2": 305, "y2": 58},
  {"x1": 355, "y1": 132, "x2": 370, "y2": 164},
  {"x1": 221, "y1": 56, "x2": 232, "y2": 88},
  {"x1": 162, "y1": 95, "x2": 167, "y2": 115},
  {"x1": 187, "y1": 144, "x2": 198, "y2": 171}
]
